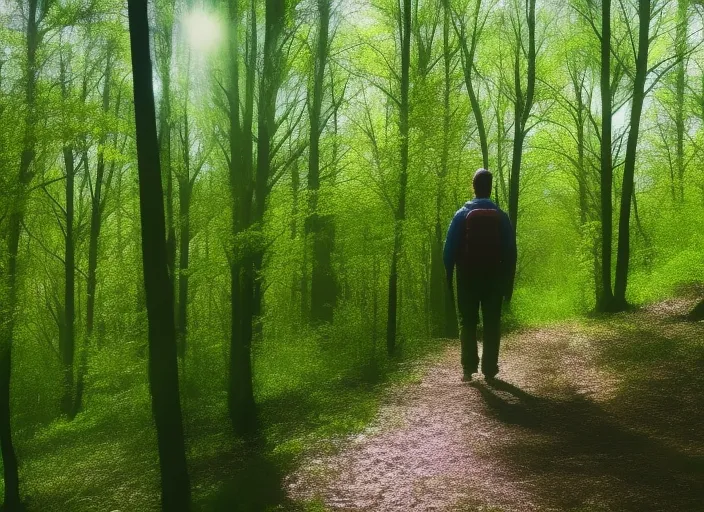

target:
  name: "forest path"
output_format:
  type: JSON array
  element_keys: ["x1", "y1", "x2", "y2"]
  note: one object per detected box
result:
[{"x1": 286, "y1": 299, "x2": 704, "y2": 511}]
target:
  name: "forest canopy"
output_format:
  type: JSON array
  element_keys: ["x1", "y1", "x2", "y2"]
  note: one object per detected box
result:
[{"x1": 1, "y1": 0, "x2": 704, "y2": 509}]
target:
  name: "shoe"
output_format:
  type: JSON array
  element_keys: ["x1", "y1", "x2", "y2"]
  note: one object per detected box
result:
[
  {"x1": 484, "y1": 373, "x2": 498, "y2": 384},
  {"x1": 462, "y1": 369, "x2": 476, "y2": 382}
]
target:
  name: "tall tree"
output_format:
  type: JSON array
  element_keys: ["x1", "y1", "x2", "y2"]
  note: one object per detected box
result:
[
  {"x1": 429, "y1": 0, "x2": 459, "y2": 339},
  {"x1": 454, "y1": 0, "x2": 490, "y2": 170},
  {"x1": 252, "y1": 0, "x2": 303, "y2": 335},
  {"x1": 175, "y1": 57, "x2": 207, "y2": 359},
  {"x1": 59, "y1": 48, "x2": 77, "y2": 417},
  {"x1": 598, "y1": 0, "x2": 616, "y2": 311},
  {"x1": 387, "y1": 0, "x2": 411, "y2": 354},
  {"x1": 507, "y1": 0, "x2": 537, "y2": 229},
  {"x1": 307, "y1": 0, "x2": 337, "y2": 324},
  {"x1": 672, "y1": 0, "x2": 689, "y2": 202},
  {"x1": 126, "y1": 0, "x2": 191, "y2": 509},
  {"x1": 0, "y1": 0, "x2": 47, "y2": 505},
  {"x1": 156, "y1": 0, "x2": 177, "y2": 304},
  {"x1": 75, "y1": 44, "x2": 118, "y2": 416},
  {"x1": 226, "y1": 0, "x2": 257, "y2": 435},
  {"x1": 613, "y1": 0, "x2": 653, "y2": 309}
]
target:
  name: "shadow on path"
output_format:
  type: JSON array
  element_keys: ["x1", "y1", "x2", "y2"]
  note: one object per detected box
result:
[{"x1": 465, "y1": 374, "x2": 704, "y2": 511}]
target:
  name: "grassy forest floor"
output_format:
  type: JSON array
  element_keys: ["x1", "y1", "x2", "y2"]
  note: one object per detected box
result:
[
  {"x1": 288, "y1": 298, "x2": 704, "y2": 511},
  {"x1": 4, "y1": 296, "x2": 703, "y2": 511}
]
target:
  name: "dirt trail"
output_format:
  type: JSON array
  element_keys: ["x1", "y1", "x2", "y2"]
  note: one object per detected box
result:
[{"x1": 286, "y1": 299, "x2": 704, "y2": 511}]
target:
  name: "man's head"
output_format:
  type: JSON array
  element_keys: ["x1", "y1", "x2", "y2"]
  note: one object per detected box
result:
[{"x1": 473, "y1": 168, "x2": 493, "y2": 199}]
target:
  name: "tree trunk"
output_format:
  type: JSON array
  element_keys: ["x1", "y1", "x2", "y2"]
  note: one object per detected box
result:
[
  {"x1": 689, "y1": 298, "x2": 704, "y2": 321},
  {"x1": 507, "y1": 0, "x2": 536, "y2": 230},
  {"x1": 126, "y1": 1, "x2": 191, "y2": 509},
  {"x1": 227, "y1": 0, "x2": 257, "y2": 436},
  {"x1": 252, "y1": 0, "x2": 286, "y2": 339},
  {"x1": 458, "y1": 0, "x2": 488, "y2": 170},
  {"x1": 177, "y1": 179, "x2": 191, "y2": 358},
  {"x1": 0, "y1": 218, "x2": 22, "y2": 511},
  {"x1": 598, "y1": 0, "x2": 615, "y2": 311},
  {"x1": 496, "y1": 94, "x2": 508, "y2": 206},
  {"x1": 157, "y1": 1, "x2": 176, "y2": 304},
  {"x1": 387, "y1": 0, "x2": 411, "y2": 355},
  {"x1": 613, "y1": 0, "x2": 651, "y2": 310},
  {"x1": 430, "y1": 0, "x2": 458, "y2": 339},
  {"x1": 61, "y1": 144, "x2": 76, "y2": 417},
  {"x1": 675, "y1": 0, "x2": 687, "y2": 202},
  {"x1": 0, "y1": 251, "x2": 20, "y2": 512},
  {"x1": 176, "y1": 57, "x2": 192, "y2": 360},
  {"x1": 0, "y1": 1, "x2": 41, "y2": 505},
  {"x1": 307, "y1": 0, "x2": 337, "y2": 325},
  {"x1": 75, "y1": 51, "x2": 114, "y2": 417}
]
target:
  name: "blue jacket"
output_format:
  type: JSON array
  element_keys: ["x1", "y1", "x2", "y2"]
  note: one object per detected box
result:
[{"x1": 443, "y1": 198, "x2": 517, "y2": 293}]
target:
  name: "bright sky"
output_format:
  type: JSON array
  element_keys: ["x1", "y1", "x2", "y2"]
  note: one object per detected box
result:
[{"x1": 183, "y1": 9, "x2": 223, "y2": 53}]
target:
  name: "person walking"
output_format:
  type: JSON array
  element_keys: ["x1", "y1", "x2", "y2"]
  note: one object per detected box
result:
[{"x1": 443, "y1": 169, "x2": 517, "y2": 382}]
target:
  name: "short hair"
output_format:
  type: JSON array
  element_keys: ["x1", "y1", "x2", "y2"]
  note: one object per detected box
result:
[{"x1": 473, "y1": 168, "x2": 492, "y2": 198}]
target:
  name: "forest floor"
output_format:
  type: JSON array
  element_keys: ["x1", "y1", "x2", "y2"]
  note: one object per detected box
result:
[{"x1": 286, "y1": 298, "x2": 704, "y2": 511}]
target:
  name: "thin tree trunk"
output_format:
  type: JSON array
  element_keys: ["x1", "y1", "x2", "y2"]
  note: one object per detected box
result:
[
  {"x1": 58, "y1": 52, "x2": 76, "y2": 417},
  {"x1": 157, "y1": 1, "x2": 176, "y2": 303},
  {"x1": 252, "y1": 0, "x2": 286, "y2": 339},
  {"x1": 61, "y1": 144, "x2": 76, "y2": 417},
  {"x1": 675, "y1": 0, "x2": 687, "y2": 202},
  {"x1": 598, "y1": 0, "x2": 615, "y2": 311},
  {"x1": 496, "y1": 95, "x2": 508, "y2": 206},
  {"x1": 74, "y1": 51, "x2": 115, "y2": 417},
  {"x1": 507, "y1": 0, "x2": 536, "y2": 230},
  {"x1": 613, "y1": 0, "x2": 651, "y2": 309},
  {"x1": 176, "y1": 54, "x2": 192, "y2": 359},
  {"x1": 387, "y1": 0, "x2": 411, "y2": 355},
  {"x1": 430, "y1": 0, "x2": 458, "y2": 339},
  {"x1": 458, "y1": 0, "x2": 488, "y2": 170},
  {"x1": 177, "y1": 182, "x2": 190, "y2": 359},
  {"x1": 126, "y1": 1, "x2": 191, "y2": 509},
  {"x1": 307, "y1": 0, "x2": 336, "y2": 324}
]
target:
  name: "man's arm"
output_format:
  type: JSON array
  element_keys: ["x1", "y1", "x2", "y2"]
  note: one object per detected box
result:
[
  {"x1": 501, "y1": 213, "x2": 517, "y2": 300},
  {"x1": 443, "y1": 211, "x2": 463, "y2": 286}
]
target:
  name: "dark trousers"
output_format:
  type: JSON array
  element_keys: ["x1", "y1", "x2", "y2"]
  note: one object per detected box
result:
[{"x1": 456, "y1": 276, "x2": 503, "y2": 376}]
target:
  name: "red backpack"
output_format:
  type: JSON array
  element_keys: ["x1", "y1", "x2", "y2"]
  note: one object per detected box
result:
[{"x1": 458, "y1": 208, "x2": 503, "y2": 274}]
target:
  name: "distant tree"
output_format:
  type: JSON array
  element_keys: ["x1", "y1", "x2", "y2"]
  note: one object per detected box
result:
[
  {"x1": 126, "y1": 0, "x2": 191, "y2": 509},
  {"x1": 252, "y1": 0, "x2": 305, "y2": 334},
  {"x1": 175, "y1": 59, "x2": 208, "y2": 359},
  {"x1": 58, "y1": 46, "x2": 77, "y2": 417},
  {"x1": 75, "y1": 41, "x2": 120, "y2": 416},
  {"x1": 155, "y1": 0, "x2": 177, "y2": 301}
]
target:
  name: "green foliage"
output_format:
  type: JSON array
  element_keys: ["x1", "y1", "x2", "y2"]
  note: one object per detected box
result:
[{"x1": 0, "y1": 0, "x2": 703, "y2": 508}]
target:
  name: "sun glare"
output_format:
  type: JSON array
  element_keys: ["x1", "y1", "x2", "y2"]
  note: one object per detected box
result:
[{"x1": 184, "y1": 10, "x2": 222, "y2": 52}]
